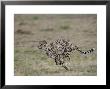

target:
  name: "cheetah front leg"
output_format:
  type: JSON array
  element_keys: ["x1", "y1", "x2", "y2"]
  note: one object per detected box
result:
[
  {"x1": 60, "y1": 58, "x2": 69, "y2": 71},
  {"x1": 55, "y1": 58, "x2": 59, "y2": 65}
]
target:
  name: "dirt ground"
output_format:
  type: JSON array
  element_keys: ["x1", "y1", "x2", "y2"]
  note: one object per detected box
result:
[{"x1": 14, "y1": 14, "x2": 97, "y2": 76}]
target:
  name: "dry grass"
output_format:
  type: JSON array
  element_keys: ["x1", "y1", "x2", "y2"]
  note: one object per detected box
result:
[{"x1": 14, "y1": 14, "x2": 97, "y2": 76}]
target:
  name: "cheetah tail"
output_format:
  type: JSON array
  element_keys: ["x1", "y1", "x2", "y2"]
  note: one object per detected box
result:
[{"x1": 74, "y1": 46, "x2": 95, "y2": 55}]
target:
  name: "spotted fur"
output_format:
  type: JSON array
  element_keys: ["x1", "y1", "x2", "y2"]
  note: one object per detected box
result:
[{"x1": 37, "y1": 39, "x2": 95, "y2": 70}]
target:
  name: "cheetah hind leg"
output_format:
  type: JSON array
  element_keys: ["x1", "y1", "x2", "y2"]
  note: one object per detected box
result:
[
  {"x1": 60, "y1": 58, "x2": 69, "y2": 70},
  {"x1": 62, "y1": 64, "x2": 69, "y2": 71},
  {"x1": 61, "y1": 62, "x2": 69, "y2": 71},
  {"x1": 55, "y1": 59, "x2": 59, "y2": 65}
]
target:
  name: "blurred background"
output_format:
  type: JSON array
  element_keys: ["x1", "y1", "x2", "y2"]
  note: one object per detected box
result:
[{"x1": 14, "y1": 14, "x2": 97, "y2": 76}]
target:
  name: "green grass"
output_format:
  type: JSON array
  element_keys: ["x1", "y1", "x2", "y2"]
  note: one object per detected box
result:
[
  {"x1": 40, "y1": 28, "x2": 54, "y2": 32},
  {"x1": 32, "y1": 16, "x2": 39, "y2": 20},
  {"x1": 14, "y1": 47, "x2": 97, "y2": 76},
  {"x1": 16, "y1": 29, "x2": 32, "y2": 35},
  {"x1": 19, "y1": 22, "x2": 26, "y2": 25},
  {"x1": 60, "y1": 25, "x2": 70, "y2": 30}
]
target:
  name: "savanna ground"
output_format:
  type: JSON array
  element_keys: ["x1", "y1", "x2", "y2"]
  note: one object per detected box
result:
[{"x1": 14, "y1": 14, "x2": 97, "y2": 76}]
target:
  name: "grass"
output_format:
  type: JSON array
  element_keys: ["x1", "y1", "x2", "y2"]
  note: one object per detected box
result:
[
  {"x1": 32, "y1": 16, "x2": 39, "y2": 20},
  {"x1": 19, "y1": 22, "x2": 26, "y2": 25},
  {"x1": 40, "y1": 28, "x2": 54, "y2": 32},
  {"x1": 14, "y1": 47, "x2": 97, "y2": 76},
  {"x1": 16, "y1": 29, "x2": 32, "y2": 35},
  {"x1": 60, "y1": 25, "x2": 70, "y2": 30}
]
